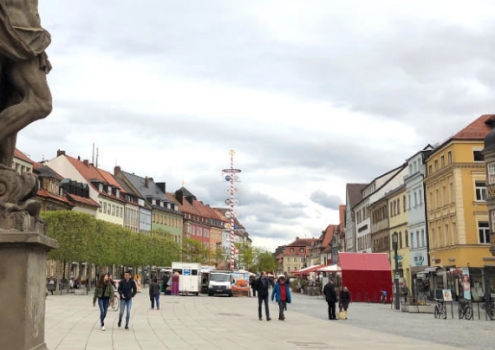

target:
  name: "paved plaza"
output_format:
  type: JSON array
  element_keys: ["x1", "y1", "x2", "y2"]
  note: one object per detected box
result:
[{"x1": 43, "y1": 289, "x2": 485, "y2": 350}]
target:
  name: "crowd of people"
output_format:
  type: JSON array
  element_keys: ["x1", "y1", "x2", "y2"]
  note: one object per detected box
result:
[{"x1": 88, "y1": 270, "x2": 351, "y2": 331}]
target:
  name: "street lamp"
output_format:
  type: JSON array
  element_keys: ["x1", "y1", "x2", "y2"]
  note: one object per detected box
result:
[{"x1": 392, "y1": 232, "x2": 400, "y2": 310}]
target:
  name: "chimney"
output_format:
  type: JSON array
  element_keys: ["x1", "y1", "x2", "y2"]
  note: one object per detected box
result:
[
  {"x1": 77, "y1": 156, "x2": 81, "y2": 160},
  {"x1": 144, "y1": 177, "x2": 149, "y2": 188},
  {"x1": 296, "y1": 236, "x2": 299, "y2": 240},
  {"x1": 156, "y1": 182, "x2": 166, "y2": 193},
  {"x1": 83, "y1": 159, "x2": 89, "y2": 166},
  {"x1": 57, "y1": 149, "x2": 66, "y2": 157},
  {"x1": 114, "y1": 166, "x2": 121, "y2": 176}
]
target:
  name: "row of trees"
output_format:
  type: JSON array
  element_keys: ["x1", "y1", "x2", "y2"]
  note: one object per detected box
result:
[{"x1": 42, "y1": 211, "x2": 277, "y2": 274}]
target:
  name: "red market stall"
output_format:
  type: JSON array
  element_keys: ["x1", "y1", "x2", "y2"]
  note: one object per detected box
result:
[{"x1": 339, "y1": 252, "x2": 392, "y2": 303}]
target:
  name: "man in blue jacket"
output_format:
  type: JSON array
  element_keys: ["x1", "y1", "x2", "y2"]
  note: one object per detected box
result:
[
  {"x1": 271, "y1": 275, "x2": 292, "y2": 320},
  {"x1": 117, "y1": 270, "x2": 137, "y2": 330}
]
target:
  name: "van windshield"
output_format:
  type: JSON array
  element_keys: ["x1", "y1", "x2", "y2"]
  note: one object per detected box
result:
[{"x1": 210, "y1": 273, "x2": 230, "y2": 282}]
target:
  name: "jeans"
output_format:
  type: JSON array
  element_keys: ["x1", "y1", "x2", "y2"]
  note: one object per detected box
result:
[
  {"x1": 151, "y1": 293, "x2": 160, "y2": 309},
  {"x1": 119, "y1": 298, "x2": 133, "y2": 325},
  {"x1": 278, "y1": 301, "x2": 287, "y2": 319},
  {"x1": 258, "y1": 296, "x2": 270, "y2": 319},
  {"x1": 98, "y1": 298, "x2": 110, "y2": 326}
]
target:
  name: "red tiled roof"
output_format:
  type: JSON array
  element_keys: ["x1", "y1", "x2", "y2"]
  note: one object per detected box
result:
[
  {"x1": 166, "y1": 192, "x2": 200, "y2": 216},
  {"x1": 322, "y1": 225, "x2": 338, "y2": 249},
  {"x1": 287, "y1": 238, "x2": 317, "y2": 247},
  {"x1": 65, "y1": 155, "x2": 124, "y2": 203},
  {"x1": 339, "y1": 252, "x2": 391, "y2": 272},
  {"x1": 37, "y1": 189, "x2": 72, "y2": 206},
  {"x1": 283, "y1": 245, "x2": 310, "y2": 256},
  {"x1": 66, "y1": 193, "x2": 100, "y2": 208},
  {"x1": 452, "y1": 114, "x2": 494, "y2": 140},
  {"x1": 14, "y1": 148, "x2": 34, "y2": 164},
  {"x1": 97, "y1": 168, "x2": 127, "y2": 194}
]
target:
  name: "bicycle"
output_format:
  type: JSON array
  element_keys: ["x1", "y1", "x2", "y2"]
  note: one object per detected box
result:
[
  {"x1": 458, "y1": 298, "x2": 473, "y2": 320},
  {"x1": 434, "y1": 299, "x2": 447, "y2": 319},
  {"x1": 482, "y1": 299, "x2": 495, "y2": 320},
  {"x1": 110, "y1": 291, "x2": 119, "y2": 312}
]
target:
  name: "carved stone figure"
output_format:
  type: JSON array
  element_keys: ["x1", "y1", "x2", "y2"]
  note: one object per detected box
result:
[{"x1": 0, "y1": 0, "x2": 52, "y2": 222}]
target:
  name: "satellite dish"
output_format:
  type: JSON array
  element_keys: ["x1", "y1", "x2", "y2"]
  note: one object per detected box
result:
[{"x1": 225, "y1": 175, "x2": 231, "y2": 181}]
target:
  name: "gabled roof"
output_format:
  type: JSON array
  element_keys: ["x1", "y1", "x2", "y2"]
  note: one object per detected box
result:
[
  {"x1": 339, "y1": 252, "x2": 391, "y2": 271},
  {"x1": 452, "y1": 114, "x2": 494, "y2": 140},
  {"x1": 35, "y1": 164, "x2": 63, "y2": 181},
  {"x1": 346, "y1": 183, "x2": 367, "y2": 209},
  {"x1": 114, "y1": 176, "x2": 141, "y2": 199},
  {"x1": 14, "y1": 149, "x2": 34, "y2": 164},
  {"x1": 287, "y1": 237, "x2": 317, "y2": 247},
  {"x1": 121, "y1": 171, "x2": 169, "y2": 202},
  {"x1": 322, "y1": 225, "x2": 338, "y2": 248},
  {"x1": 65, "y1": 155, "x2": 124, "y2": 203},
  {"x1": 166, "y1": 192, "x2": 199, "y2": 216},
  {"x1": 283, "y1": 245, "x2": 310, "y2": 256}
]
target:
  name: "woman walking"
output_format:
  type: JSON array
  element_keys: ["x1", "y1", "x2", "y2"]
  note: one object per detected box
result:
[
  {"x1": 93, "y1": 273, "x2": 115, "y2": 331},
  {"x1": 149, "y1": 278, "x2": 161, "y2": 310},
  {"x1": 271, "y1": 276, "x2": 292, "y2": 320},
  {"x1": 339, "y1": 286, "x2": 351, "y2": 319}
]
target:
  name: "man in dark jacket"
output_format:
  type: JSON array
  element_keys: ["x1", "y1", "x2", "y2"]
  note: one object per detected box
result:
[
  {"x1": 118, "y1": 270, "x2": 137, "y2": 330},
  {"x1": 323, "y1": 280, "x2": 337, "y2": 320},
  {"x1": 255, "y1": 271, "x2": 271, "y2": 321}
]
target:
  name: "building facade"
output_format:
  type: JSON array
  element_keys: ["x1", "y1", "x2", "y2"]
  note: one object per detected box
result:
[{"x1": 345, "y1": 184, "x2": 367, "y2": 252}]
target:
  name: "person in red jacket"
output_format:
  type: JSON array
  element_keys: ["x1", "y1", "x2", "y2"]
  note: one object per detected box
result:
[{"x1": 271, "y1": 276, "x2": 292, "y2": 320}]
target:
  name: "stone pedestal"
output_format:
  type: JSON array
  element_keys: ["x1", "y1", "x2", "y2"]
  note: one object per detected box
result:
[{"x1": 0, "y1": 231, "x2": 58, "y2": 350}]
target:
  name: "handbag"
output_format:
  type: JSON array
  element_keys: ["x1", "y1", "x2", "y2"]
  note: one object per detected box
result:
[{"x1": 338, "y1": 310, "x2": 347, "y2": 320}]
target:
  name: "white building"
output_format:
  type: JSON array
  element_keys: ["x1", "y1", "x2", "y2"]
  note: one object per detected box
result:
[
  {"x1": 345, "y1": 184, "x2": 367, "y2": 252},
  {"x1": 405, "y1": 145, "x2": 434, "y2": 278}
]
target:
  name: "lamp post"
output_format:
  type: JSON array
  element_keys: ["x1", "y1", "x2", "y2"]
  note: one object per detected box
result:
[{"x1": 392, "y1": 231, "x2": 400, "y2": 310}]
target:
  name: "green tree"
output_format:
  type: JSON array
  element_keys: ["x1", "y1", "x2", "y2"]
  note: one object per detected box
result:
[{"x1": 255, "y1": 251, "x2": 277, "y2": 273}]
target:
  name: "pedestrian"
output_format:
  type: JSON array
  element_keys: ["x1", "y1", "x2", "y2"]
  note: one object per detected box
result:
[
  {"x1": 163, "y1": 273, "x2": 170, "y2": 295},
  {"x1": 271, "y1": 275, "x2": 292, "y2": 320},
  {"x1": 117, "y1": 270, "x2": 137, "y2": 330},
  {"x1": 323, "y1": 279, "x2": 337, "y2": 320},
  {"x1": 250, "y1": 276, "x2": 257, "y2": 297},
  {"x1": 108, "y1": 274, "x2": 116, "y2": 288},
  {"x1": 339, "y1": 286, "x2": 351, "y2": 319},
  {"x1": 171, "y1": 271, "x2": 180, "y2": 296},
  {"x1": 149, "y1": 278, "x2": 161, "y2": 310},
  {"x1": 93, "y1": 273, "x2": 115, "y2": 331},
  {"x1": 255, "y1": 271, "x2": 271, "y2": 321}
]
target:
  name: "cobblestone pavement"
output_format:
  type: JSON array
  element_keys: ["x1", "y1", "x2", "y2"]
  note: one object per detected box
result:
[
  {"x1": 44, "y1": 290, "x2": 467, "y2": 350},
  {"x1": 289, "y1": 293, "x2": 495, "y2": 350}
]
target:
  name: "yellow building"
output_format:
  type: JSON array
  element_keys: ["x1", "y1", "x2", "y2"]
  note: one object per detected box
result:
[
  {"x1": 425, "y1": 115, "x2": 494, "y2": 299},
  {"x1": 387, "y1": 184, "x2": 411, "y2": 291}
]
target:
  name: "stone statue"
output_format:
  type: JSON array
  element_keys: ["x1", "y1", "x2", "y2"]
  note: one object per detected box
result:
[{"x1": 0, "y1": 0, "x2": 52, "y2": 225}]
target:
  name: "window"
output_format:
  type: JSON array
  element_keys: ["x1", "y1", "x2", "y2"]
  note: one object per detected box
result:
[
  {"x1": 405, "y1": 230, "x2": 409, "y2": 247},
  {"x1": 479, "y1": 222, "x2": 490, "y2": 244},
  {"x1": 445, "y1": 224, "x2": 449, "y2": 246},
  {"x1": 436, "y1": 189, "x2": 440, "y2": 207},
  {"x1": 488, "y1": 163, "x2": 495, "y2": 185},
  {"x1": 294, "y1": 257, "x2": 297, "y2": 262},
  {"x1": 441, "y1": 155, "x2": 445, "y2": 168},
  {"x1": 290, "y1": 248, "x2": 294, "y2": 253},
  {"x1": 429, "y1": 165, "x2": 432, "y2": 175},
  {"x1": 450, "y1": 183, "x2": 454, "y2": 203},
  {"x1": 103, "y1": 203, "x2": 107, "y2": 213},
  {"x1": 431, "y1": 228, "x2": 436, "y2": 248},
  {"x1": 414, "y1": 192, "x2": 417, "y2": 207},
  {"x1": 112, "y1": 205, "x2": 115, "y2": 216},
  {"x1": 408, "y1": 194, "x2": 411, "y2": 209},
  {"x1": 403, "y1": 195, "x2": 406, "y2": 212},
  {"x1": 99, "y1": 201, "x2": 102, "y2": 212},
  {"x1": 475, "y1": 181, "x2": 487, "y2": 201},
  {"x1": 300, "y1": 248, "x2": 304, "y2": 252},
  {"x1": 447, "y1": 151, "x2": 452, "y2": 165},
  {"x1": 287, "y1": 267, "x2": 290, "y2": 272},
  {"x1": 434, "y1": 160, "x2": 438, "y2": 171},
  {"x1": 421, "y1": 229, "x2": 425, "y2": 247},
  {"x1": 474, "y1": 150, "x2": 484, "y2": 162},
  {"x1": 443, "y1": 186, "x2": 447, "y2": 204},
  {"x1": 411, "y1": 232, "x2": 415, "y2": 248},
  {"x1": 398, "y1": 199, "x2": 401, "y2": 214},
  {"x1": 399, "y1": 232, "x2": 403, "y2": 249}
]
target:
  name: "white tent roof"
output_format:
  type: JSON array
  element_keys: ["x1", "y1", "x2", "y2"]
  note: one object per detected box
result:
[{"x1": 318, "y1": 265, "x2": 341, "y2": 272}]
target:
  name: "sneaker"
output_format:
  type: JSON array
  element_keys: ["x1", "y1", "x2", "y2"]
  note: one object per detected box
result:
[
  {"x1": 101, "y1": 326, "x2": 105, "y2": 331},
  {"x1": 267, "y1": 317, "x2": 271, "y2": 321},
  {"x1": 118, "y1": 320, "x2": 121, "y2": 328},
  {"x1": 125, "y1": 325, "x2": 129, "y2": 330},
  {"x1": 259, "y1": 317, "x2": 262, "y2": 321}
]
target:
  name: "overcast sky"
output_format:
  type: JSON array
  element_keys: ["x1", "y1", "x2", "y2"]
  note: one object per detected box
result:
[{"x1": 17, "y1": 0, "x2": 495, "y2": 251}]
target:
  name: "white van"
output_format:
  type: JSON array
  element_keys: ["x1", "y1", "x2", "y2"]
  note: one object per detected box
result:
[
  {"x1": 171, "y1": 262, "x2": 201, "y2": 296},
  {"x1": 208, "y1": 270, "x2": 233, "y2": 297}
]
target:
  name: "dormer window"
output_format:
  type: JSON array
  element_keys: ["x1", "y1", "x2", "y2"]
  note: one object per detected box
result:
[
  {"x1": 116, "y1": 189, "x2": 120, "y2": 197},
  {"x1": 107, "y1": 186, "x2": 112, "y2": 195},
  {"x1": 99, "y1": 184, "x2": 103, "y2": 192}
]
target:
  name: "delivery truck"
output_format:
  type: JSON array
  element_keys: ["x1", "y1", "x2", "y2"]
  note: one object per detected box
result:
[{"x1": 171, "y1": 262, "x2": 201, "y2": 296}]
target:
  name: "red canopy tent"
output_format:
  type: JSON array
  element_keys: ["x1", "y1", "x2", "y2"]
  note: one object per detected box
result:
[{"x1": 339, "y1": 252, "x2": 392, "y2": 303}]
